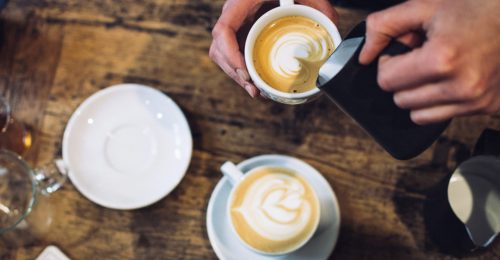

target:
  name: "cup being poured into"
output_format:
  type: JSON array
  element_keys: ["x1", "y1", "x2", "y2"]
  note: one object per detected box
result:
[{"x1": 245, "y1": 0, "x2": 449, "y2": 160}]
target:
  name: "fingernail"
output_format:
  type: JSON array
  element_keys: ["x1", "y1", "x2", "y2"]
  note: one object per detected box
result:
[
  {"x1": 393, "y1": 93, "x2": 403, "y2": 107},
  {"x1": 358, "y1": 49, "x2": 367, "y2": 63},
  {"x1": 410, "y1": 111, "x2": 425, "y2": 125},
  {"x1": 244, "y1": 83, "x2": 256, "y2": 98},
  {"x1": 236, "y1": 69, "x2": 250, "y2": 82},
  {"x1": 379, "y1": 55, "x2": 390, "y2": 64}
]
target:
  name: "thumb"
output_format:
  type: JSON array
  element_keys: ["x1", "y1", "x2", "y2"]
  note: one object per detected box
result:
[{"x1": 359, "y1": 0, "x2": 433, "y2": 64}]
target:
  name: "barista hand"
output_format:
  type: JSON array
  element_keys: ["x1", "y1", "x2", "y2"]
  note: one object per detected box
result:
[
  {"x1": 359, "y1": 0, "x2": 500, "y2": 125},
  {"x1": 210, "y1": 0, "x2": 338, "y2": 97}
]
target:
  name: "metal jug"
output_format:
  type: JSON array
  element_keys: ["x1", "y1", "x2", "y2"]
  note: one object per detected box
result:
[
  {"x1": 317, "y1": 22, "x2": 449, "y2": 160},
  {"x1": 425, "y1": 129, "x2": 500, "y2": 256}
]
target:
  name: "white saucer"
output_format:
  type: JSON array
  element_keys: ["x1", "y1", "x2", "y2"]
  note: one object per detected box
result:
[
  {"x1": 63, "y1": 84, "x2": 192, "y2": 210},
  {"x1": 207, "y1": 155, "x2": 341, "y2": 259}
]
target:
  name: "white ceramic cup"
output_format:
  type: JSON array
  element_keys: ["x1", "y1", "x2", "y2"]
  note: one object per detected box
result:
[
  {"x1": 221, "y1": 158, "x2": 321, "y2": 256},
  {"x1": 244, "y1": 0, "x2": 342, "y2": 105}
]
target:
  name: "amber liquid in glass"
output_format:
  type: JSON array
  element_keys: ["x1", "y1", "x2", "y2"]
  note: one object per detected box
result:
[{"x1": 0, "y1": 116, "x2": 33, "y2": 156}]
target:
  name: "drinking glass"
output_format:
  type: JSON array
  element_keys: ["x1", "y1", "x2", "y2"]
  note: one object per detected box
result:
[
  {"x1": 0, "y1": 149, "x2": 66, "y2": 239},
  {"x1": 0, "y1": 96, "x2": 33, "y2": 156}
]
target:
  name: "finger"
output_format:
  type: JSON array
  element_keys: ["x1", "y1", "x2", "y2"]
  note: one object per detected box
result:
[
  {"x1": 377, "y1": 41, "x2": 451, "y2": 92},
  {"x1": 359, "y1": 1, "x2": 432, "y2": 64},
  {"x1": 216, "y1": 0, "x2": 259, "y2": 31},
  {"x1": 410, "y1": 88, "x2": 499, "y2": 124},
  {"x1": 211, "y1": 0, "x2": 261, "y2": 84},
  {"x1": 211, "y1": 48, "x2": 244, "y2": 86},
  {"x1": 410, "y1": 103, "x2": 472, "y2": 125},
  {"x1": 393, "y1": 82, "x2": 460, "y2": 109},
  {"x1": 296, "y1": 0, "x2": 339, "y2": 24},
  {"x1": 211, "y1": 25, "x2": 252, "y2": 93},
  {"x1": 244, "y1": 82, "x2": 260, "y2": 98},
  {"x1": 213, "y1": 49, "x2": 259, "y2": 98},
  {"x1": 217, "y1": 29, "x2": 249, "y2": 77},
  {"x1": 222, "y1": 64, "x2": 259, "y2": 98},
  {"x1": 396, "y1": 31, "x2": 424, "y2": 48}
]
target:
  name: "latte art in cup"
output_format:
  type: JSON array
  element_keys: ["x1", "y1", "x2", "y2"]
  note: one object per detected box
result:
[
  {"x1": 253, "y1": 16, "x2": 335, "y2": 93},
  {"x1": 229, "y1": 166, "x2": 320, "y2": 254}
]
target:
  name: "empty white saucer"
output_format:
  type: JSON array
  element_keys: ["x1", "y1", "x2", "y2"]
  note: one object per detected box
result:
[
  {"x1": 63, "y1": 84, "x2": 192, "y2": 210},
  {"x1": 206, "y1": 155, "x2": 341, "y2": 259}
]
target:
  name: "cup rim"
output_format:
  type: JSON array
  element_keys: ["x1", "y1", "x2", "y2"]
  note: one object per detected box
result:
[
  {"x1": 244, "y1": 5, "x2": 342, "y2": 100},
  {"x1": 226, "y1": 163, "x2": 321, "y2": 256},
  {"x1": 0, "y1": 149, "x2": 37, "y2": 234}
]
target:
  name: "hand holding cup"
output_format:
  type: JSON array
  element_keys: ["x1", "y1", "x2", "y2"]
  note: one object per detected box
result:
[{"x1": 209, "y1": 0, "x2": 339, "y2": 98}]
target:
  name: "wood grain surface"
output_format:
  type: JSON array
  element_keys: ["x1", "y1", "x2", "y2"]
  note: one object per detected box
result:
[{"x1": 0, "y1": 0, "x2": 499, "y2": 259}]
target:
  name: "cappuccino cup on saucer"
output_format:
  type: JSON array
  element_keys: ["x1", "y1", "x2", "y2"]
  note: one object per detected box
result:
[
  {"x1": 221, "y1": 159, "x2": 321, "y2": 255},
  {"x1": 244, "y1": 0, "x2": 342, "y2": 105}
]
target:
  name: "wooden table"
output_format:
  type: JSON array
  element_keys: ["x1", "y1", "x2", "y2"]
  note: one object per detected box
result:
[{"x1": 1, "y1": 0, "x2": 499, "y2": 259}]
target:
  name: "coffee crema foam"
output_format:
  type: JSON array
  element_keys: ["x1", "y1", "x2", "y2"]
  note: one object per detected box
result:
[
  {"x1": 253, "y1": 16, "x2": 335, "y2": 93},
  {"x1": 230, "y1": 167, "x2": 320, "y2": 253}
]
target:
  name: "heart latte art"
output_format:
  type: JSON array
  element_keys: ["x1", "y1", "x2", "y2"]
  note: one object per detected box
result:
[
  {"x1": 229, "y1": 167, "x2": 320, "y2": 254},
  {"x1": 253, "y1": 16, "x2": 335, "y2": 93}
]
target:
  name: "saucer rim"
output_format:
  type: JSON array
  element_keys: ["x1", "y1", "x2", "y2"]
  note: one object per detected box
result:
[
  {"x1": 62, "y1": 83, "x2": 193, "y2": 210},
  {"x1": 206, "y1": 154, "x2": 341, "y2": 259}
]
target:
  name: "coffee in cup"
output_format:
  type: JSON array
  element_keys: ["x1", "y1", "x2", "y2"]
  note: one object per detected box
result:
[
  {"x1": 245, "y1": 0, "x2": 342, "y2": 104},
  {"x1": 228, "y1": 165, "x2": 320, "y2": 254},
  {"x1": 253, "y1": 16, "x2": 335, "y2": 94}
]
